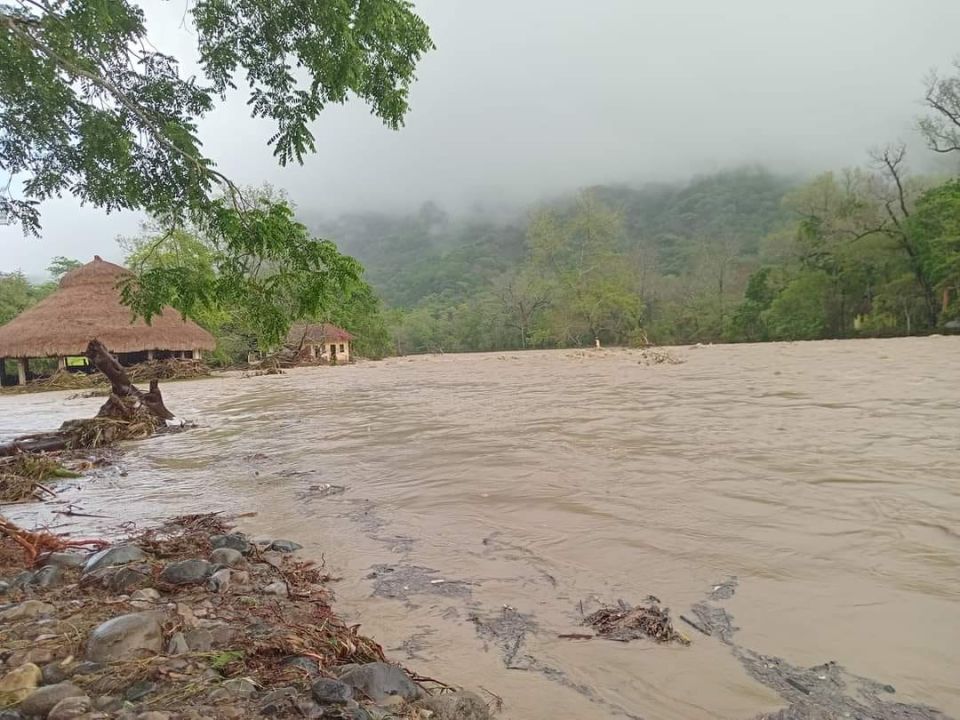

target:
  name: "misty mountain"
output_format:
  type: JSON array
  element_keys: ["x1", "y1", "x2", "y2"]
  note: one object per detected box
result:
[{"x1": 308, "y1": 167, "x2": 798, "y2": 310}]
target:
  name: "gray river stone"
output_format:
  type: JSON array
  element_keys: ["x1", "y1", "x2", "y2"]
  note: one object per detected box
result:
[
  {"x1": 414, "y1": 691, "x2": 491, "y2": 720},
  {"x1": 42, "y1": 552, "x2": 88, "y2": 569},
  {"x1": 19, "y1": 682, "x2": 85, "y2": 718},
  {"x1": 311, "y1": 678, "x2": 353, "y2": 705},
  {"x1": 210, "y1": 534, "x2": 251, "y2": 554},
  {"x1": 209, "y1": 547, "x2": 245, "y2": 568},
  {"x1": 268, "y1": 539, "x2": 303, "y2": 553},
  {"x1": 85, "y1": 612, "x2": 163, "y2": 662},
  {"x1": 338, "y1": 662, "x2": 421, "y2": 703},
  {"x1": 83, "y1": 545, "x2": 146, "y2": 574},
  {"x1": 159, "y1": 559, "x2": 212, "y2": 586}
]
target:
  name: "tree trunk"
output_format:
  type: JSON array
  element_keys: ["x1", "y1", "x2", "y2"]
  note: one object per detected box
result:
[{"x1": 0, "y1": 341, "x2": 175, "y2": 457}]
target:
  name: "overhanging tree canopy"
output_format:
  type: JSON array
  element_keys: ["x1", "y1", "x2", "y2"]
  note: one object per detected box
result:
[
  {"x1": 0, "y1": 0, "x2": 433, "y2": 231},
  {"x1": 0, "y1": 0, "x2": 433, "y2": 344}
]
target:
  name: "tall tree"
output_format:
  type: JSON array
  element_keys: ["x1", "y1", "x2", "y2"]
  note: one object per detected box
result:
[
  {"x1": 495, "y1": 270, "x2": 549, "y2": 349},
  {"x1": 528, "y1": 191, "x2": 641, "y2": 345}
]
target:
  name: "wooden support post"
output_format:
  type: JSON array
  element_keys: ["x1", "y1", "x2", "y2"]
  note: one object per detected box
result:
[
  {"x1": 147, "y1": 349, "x2": 155, "y2": 361},
  {"x1": 57, "y1": 356, "x2": 66, "y2": 371},
  {"x1": 17, "y1": 358, "x2": 28, "y2": 385},
  {"x1": 192, "y1": 349, "x2": 201, "y2": 360}
]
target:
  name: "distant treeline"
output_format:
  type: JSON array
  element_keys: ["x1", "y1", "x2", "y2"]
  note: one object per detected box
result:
[
  {"x1": 5, "y1": 161, "x2": 958, "y2": 364},
  {"x1": 310, "y1": 160, "x2": 959, "y2": 354}
]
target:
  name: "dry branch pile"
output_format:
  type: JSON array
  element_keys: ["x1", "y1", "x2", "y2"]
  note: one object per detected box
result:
[
  {"x1": 1, "y1": 341, "x2": 179, "y2": 459},
  {"x1": 0, "y1": 454, "x2": 80, "y2": 503},
  {"x1": 584, "y1": 598, "x2": 690, "y2": 645}
]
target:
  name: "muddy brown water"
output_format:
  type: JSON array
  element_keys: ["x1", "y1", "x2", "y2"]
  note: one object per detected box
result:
[{"x1": 3, "y1": 338, "x2": 959, "y2": 720}]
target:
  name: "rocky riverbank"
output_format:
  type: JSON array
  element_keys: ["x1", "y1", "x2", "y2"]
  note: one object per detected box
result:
[{"x1": 0, "y1": 514, "x2": 492, "y2": 720}]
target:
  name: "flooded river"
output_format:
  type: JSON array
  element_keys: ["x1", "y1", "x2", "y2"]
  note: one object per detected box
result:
[{"x1": 3, "y1": 338, "x2": 959, "y2": 719}]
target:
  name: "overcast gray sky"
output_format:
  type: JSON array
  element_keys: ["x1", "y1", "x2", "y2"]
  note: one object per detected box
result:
[{"x1": 3, "y1": 0, "x2": 960, "y2": 275}]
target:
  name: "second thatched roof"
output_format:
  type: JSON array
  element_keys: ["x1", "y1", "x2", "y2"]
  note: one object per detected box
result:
[
  {"x1": 286, "y1": 322, "x2": 354, "y2": 346},
  {"x1": 0, "y1": 256, "x2": 216, "y2": 358}
]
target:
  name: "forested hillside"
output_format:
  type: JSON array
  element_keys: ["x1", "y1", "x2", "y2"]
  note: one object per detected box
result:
[{"x1": 307, "y1": 158, "x2": 958, "y2": 354}]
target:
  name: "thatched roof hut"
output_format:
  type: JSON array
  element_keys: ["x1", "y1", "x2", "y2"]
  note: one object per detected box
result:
[{"x1": 0, "y1": 257, "x2": 215, "y2": 383}]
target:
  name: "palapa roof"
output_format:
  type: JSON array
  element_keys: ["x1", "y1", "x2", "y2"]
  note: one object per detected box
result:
[
  {"x1": 0, "y1": 256, "x2": 216, "y2": 358},
  {"x1": 286, "y1": 322, "x2": 354, "y2": 346}
]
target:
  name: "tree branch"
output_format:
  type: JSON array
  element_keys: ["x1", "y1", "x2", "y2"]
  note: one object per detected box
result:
[{"x1": 2, "y1": 15, "x2": 245, "y2": 211}]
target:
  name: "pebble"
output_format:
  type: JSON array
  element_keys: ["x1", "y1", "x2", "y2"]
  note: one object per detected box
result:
[
  {"x1": 94, "y1": 696, "x2": 123, "y2": 712},
  {"x1": 159, "y1": 559, "x2": 213, "y2": 586},
  {"x1": 209, "y1": 623, "x2": 237, "y2": 647},
  {"x1": 47, "y1": 695, "x2": 93, "y2": 720},
  {"x1": 130, "y1": 588, "x2": 162, "y2": 603},
  {"x1": 413, "y1": 690, "x2": 492, "y2": 720},
  {"x1": 101, "y1": 565, "x2": 151, "y2": 593},
  {"x1": 124, "y1": 680, "x2": 157, "y2": 701},
  {"x1": 209, "y1": 548, "x2": 246, "y2": 568},
  {"x1": 41, "y1": 552, "x2": 88, "y2": 569},
  {"x1": 10, "y1": 570, "x2": 35, "y2": 589},
  {"x1": 30, "y1": 565, "x2": 65, "y2": 588},
  {"x1": 0, "y1": 600, "x2": 56, "y2": 622},
  {"x1": 0, "y1": 663, "x2": 42, "y2": 705},
  {"x1": 263, "y1": 581, "x2": 288, "y2": 597},
  {"x1": 18, "y1": 681, "x2": 85, "y2": 718},
  {"x1": 282, "y1": 656, "x2": 320, "y2": 677},
  {"x1": 311, "y1": 678, "x2": 353, "y2": 704},
  {"x1": 85, "y1": 611, "x2": 164, "y2": 662},
  {"x1": 259, "y1": 551, "x2": 284, "y2": 569},
  {"x1": 176, "y1": 602, "x2": 199, "y2": 628},
  {"x1": 259, "y1": 687, "x2": 298, "y2": 715},
  {"x1": 166, "y1": 632, "x2": 189, "y2": 656},
  {"x1": 42, "y1": 660, "x2": 74, "y2": 685},
  {"x1": 293, "y1": 698, "x2": 324, "y2": 719},
  {"x1": 136, "y1": 712, "x2": 170, "y2": 720},
  {"x1": 207, "y1": 568, "x2": 231, "y2": 593},
  {"x1": 83, "y1": 544, "x2": 147, "y2": 574},
  {"x1": 183, "y1": 628, "x2": 214, "y2": 652},
  {"x1": 221, "y1": 678, "x2": 256, "y2": 698},
  {"x1": 8, "y1": 647, "x2": 54, "y2": 667}
]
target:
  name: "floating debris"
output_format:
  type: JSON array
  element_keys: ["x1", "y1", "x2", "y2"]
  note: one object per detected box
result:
[
  {"x1": 0, "y1": 453, "x2": 81, "y2": 503},
  {"x1": 469, "y1": 606, "x2": 537, "y2": 668},
  {"x1": 367, "y1": 564, "x2": 474, "y2": 602},
  {"x1": 583, "y1": 598, "x2": 689, "y2": 645},
  {"x1": 708, "y1": 576, "x2": 739, "y2": 600},
  {"x1": 637, "y1": 348, "x2": 684, "y2": 366}
]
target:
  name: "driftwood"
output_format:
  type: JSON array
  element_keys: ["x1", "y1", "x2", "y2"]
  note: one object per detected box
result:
[{"x1": 0, "y1": 340, "x2": 175, "y2": 457}]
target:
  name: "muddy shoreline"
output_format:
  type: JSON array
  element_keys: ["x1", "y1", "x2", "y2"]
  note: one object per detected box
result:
[{"x1": 0, "y1": 512, "x2": 494, "y2": 720}]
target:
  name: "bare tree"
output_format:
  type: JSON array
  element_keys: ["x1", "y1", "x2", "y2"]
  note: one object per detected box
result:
[
  {"x1": 868, "y1": 145, "x2": 940, "y2": 325},
  {"x1": 497, "y1": 273, "x2": 549, "y2": 349},
  {"x1": 920, "y1": 60, "x2": 960, "y2": 154}
]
